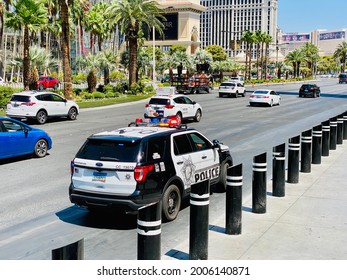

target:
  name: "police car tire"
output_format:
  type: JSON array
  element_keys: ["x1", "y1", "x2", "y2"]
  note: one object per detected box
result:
[
  {"x1": 217, "y1": 162, "x2": 229, "y2": 192},
  {"x1": 162, "y1": 184, "x2": 181, "y2": 221}
]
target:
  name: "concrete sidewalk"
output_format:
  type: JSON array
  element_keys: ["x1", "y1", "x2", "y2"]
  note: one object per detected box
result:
[{"x1": 163, "y1": 141, "x2": 347, "y2": 260}]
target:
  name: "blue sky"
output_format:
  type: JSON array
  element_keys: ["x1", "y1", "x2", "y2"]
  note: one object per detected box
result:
[{"x1": 278, "y1": 0, "x2": 347, "y2": 33}]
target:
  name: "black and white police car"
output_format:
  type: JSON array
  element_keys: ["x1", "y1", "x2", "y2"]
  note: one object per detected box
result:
[{"x1": 69, "y1": 117, "x2": 233, "y2": 221}]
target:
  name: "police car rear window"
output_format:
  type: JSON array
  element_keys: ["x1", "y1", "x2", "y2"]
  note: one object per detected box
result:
[
  {"x1": 149, "y1": 98, "x2": 170, "y2": 105},
  {"x1": 76, "y1": 139, "x2": 142, "y2": 162}
]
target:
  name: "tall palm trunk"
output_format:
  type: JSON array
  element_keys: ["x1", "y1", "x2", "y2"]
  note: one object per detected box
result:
[
  {"x1": 60, "y1": 0, "x2": 73, "y2": 100},
  {"x1": 129, "y1": 37, "x2": 137, "y2": 86},
  {"x1": 23, "y1": 27, "x2": 30, "y2": 90}
]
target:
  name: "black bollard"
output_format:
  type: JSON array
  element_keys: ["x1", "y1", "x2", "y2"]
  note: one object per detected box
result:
[
  {"x1": 52, "y1": 239, "x2": 84, "y2": 260},
  {"x1": 300, "y1": 129, "x2": 312, "y2": 173},
  {"x1": 137, "y1": 201, "x2": 161, "y2": 260},
  {"x1": 344, "y1": 111, "x2": 347, "y2": 140},
  {"x1": 272, "y1": 143, "x2": 286, "y2": 197},
  {"x1": 189, "y1": 180, "x2": 210, "y2": 260},
  {"x1": 329, "y1": 117, "x2": 337, "y2": 150},
  {"x1": 337, "y1": 114, "x2": 344, "y2": 144},
  {"x1": 322, "y1": 120, "x2": 330, "y2": 157},
  {"x1": 287, "y1": 135, "x2": 300, "y2": 183},
  {"x1": 252, "y1": 152, "x2": 267, "y2": 214},
  {"x1": 225, "y1": 164, "x2": 242, "y2": 235},
  {"x1": 312, "y1": 125, "x2": 322, "y2": 164}
]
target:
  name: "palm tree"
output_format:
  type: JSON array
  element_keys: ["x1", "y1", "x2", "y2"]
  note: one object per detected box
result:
[
  {"x1": 5, "y1": 0, "x2": 48, "y2": 90},
  {"x1": 84, "y1": 3, "x2": 110, "y2": 54},
  {"x1": 285, "y1": 49, "x2": 304, "y2": 78},
  {"x1": 302, "y1": 43, "x2": 319, "y2": 77},
  {"x1": 254, "y1": 30, "x2": 263, "y2": 79},
  {"x1": 98, "y1": 50, "x2": 118, "y2": 85},
  {"x1": 263, "y1": 34, "x2": 273, "y2": 79},
  {"x1": 106, "y1": 0, "x2": 165, "y2": 86},
  {"x1": 333, "y1": 41, "x2": 347, "y2": 73},
  {"x1": 160, "y1": 53, "x2": 179, "y2": 83},
  {"x1": 192, "y1": 49, "x2": 213, "y2": 73},
  {"x1": 173, "y1": 50, "x2": 190, "y2": 77},
  {"x1": 241, "y1": 31, "x2": 254, "y2": 80}
]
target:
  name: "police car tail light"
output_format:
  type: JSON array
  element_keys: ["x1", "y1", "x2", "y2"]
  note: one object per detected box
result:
[
  {"x1": 145, "y1": 104, "x2": 149, "y2": 107},
  {"x1": 250, "y1": 95, "x2": 254, "y2": 98},
  {"x1": 165, "y1": 105, "x2": 175, "y2": 109},
  {"x1": 134, "y1": 164, "x2": 154, "y2": 183}
]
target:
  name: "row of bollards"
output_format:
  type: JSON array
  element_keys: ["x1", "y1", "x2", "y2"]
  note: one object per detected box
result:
[{"x1": 52, "y1": 112, "x2": 347, "y2": 260}]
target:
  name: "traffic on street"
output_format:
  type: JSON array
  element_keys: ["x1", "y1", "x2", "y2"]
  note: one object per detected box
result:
[{"x1": 0, "y1": 78, "x2": 346, "y2": 259}]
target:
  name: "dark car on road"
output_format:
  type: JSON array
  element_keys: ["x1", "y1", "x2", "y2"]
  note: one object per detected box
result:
[
  {"x1": 338, "y1": 73, "x2": 347, "y2": 84},
  {"x1": 299, "y1": 84, "x2": 320, "y2": 98}
]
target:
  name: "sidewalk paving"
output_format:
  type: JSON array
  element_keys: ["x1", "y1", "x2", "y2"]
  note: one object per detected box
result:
[{"x1": 163, "y1": 140, "x2": 347, "y2": 260}]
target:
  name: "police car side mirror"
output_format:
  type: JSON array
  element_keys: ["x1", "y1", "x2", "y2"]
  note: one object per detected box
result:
[{"x1": 212, "y1": 139, "x2": 221, "y2": 149}]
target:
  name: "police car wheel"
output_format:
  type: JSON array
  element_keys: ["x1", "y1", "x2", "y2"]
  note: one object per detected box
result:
[
  {"x1": 217, "y1": 162, "x2": 229, "y2": 192},
  {"x1": 162, "y1": 184, "x2": 181, "y2": 221}
]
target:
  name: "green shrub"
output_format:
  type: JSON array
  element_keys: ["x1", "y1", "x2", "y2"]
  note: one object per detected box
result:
[
  {"x1": 83, "y1": 93, "x2": 93, "y2": 100},
  {"x1": 92, "y1": 92, "x2": 104, "y2": 99},
  {"x1": 0, "y1": 86, "x2": 14, "y2": 109},
  {"x1": 105, "y1": 92, "x2": 115, "y2": 98},
  {"x1": 72, "y1": 73, "x2": 87, "y2": 84}
]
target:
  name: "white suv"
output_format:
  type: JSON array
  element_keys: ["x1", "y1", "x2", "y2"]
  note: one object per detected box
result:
[
  {"x1": 69, "y1": 118, "x2": 233, "y2": 221},
  {"x1": 218, "y1": 81, "x2": 246, "y2": 98},
  {"x1": 6, "y1": 91, "x2": 79, "y2": 124},
  {"x1": 144, "y1": 94, "x2": 202, "y2": 123}
]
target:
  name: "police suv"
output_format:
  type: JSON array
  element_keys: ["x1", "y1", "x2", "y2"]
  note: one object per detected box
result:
[{"x1": 69, "y1": 117, "x2": 233, "y2": 221}]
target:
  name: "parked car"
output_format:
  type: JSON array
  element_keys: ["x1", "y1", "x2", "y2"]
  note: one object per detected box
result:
[
  {"x1": 338, "y1": 73, "x2": 347, "y2": 84},
  {"x1": 299, "y1": 84, "x2": 321, "y2": 98},
  {"x1": 37, "y1": 76, "x2": 60, "y2": 90},
  {"x1": 0, "y1": 117, "x2": 52, "y2": 160},
  {"x1": 144, "y1": 93, "x2": 202, "y2": 123},
  {"x1": 249, "y1": 89, "x2": 281, "y2": 107},
  {"x1": 218, "y1": 81, "x2": 246, "y2": 98},
  {"x1": 69, "y1": 117, "x2": 232, "y2": 221},
  {"x1": 6, "y1": 91, "x2": 79, "y2": 124}
]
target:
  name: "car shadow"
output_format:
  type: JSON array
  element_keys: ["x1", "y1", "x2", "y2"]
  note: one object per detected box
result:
[
  {"x1": 56, "y1": 205, "x2": 138, "y2": 230},
  {"x1": 0, "y1": 152, "x2": 51, "y2": 165}
]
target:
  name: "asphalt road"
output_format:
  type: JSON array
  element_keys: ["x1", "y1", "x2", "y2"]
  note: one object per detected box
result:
[{"x1": 0, "y1": 78, "x2": 346, "y2": 259}]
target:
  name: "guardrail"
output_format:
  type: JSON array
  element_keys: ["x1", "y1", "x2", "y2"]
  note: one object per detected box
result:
[{"x1": 51, "y1": 110, "x2": 347, "y2": 260}]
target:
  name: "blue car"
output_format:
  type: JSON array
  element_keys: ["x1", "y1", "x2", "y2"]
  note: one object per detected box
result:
[{"x1": 0, "y1": 117, "x2": 52, "y2": 160}]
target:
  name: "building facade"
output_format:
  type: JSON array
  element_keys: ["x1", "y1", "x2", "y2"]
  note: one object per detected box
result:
[
  {"x1": 200, "y1": 0, "x2": 278, "y2": 58},
  {"x1": 144, "y1": 0, "x2": 206, "y2": 54}
]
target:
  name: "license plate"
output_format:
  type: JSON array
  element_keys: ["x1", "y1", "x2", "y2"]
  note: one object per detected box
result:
[
  {"x1": 92, "y1": 172, "x2": 107, "y2": 182},
  {"x1": 304, "y1": 89, "x2": 308, "y2": 92}
]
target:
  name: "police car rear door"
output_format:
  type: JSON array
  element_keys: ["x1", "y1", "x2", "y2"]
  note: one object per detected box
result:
[{"x1": 171, "y1": 131, "x2": 219, "y2": 189}]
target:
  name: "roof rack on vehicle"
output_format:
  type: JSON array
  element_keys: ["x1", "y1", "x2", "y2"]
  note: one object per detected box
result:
[{"x1": 128, "y1": 116, "x2": 187, "y2": 129}]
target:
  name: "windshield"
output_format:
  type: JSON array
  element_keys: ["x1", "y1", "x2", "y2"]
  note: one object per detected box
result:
[{"x1": 76, "y1": 138, "x2": 142, "y2": 162}]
